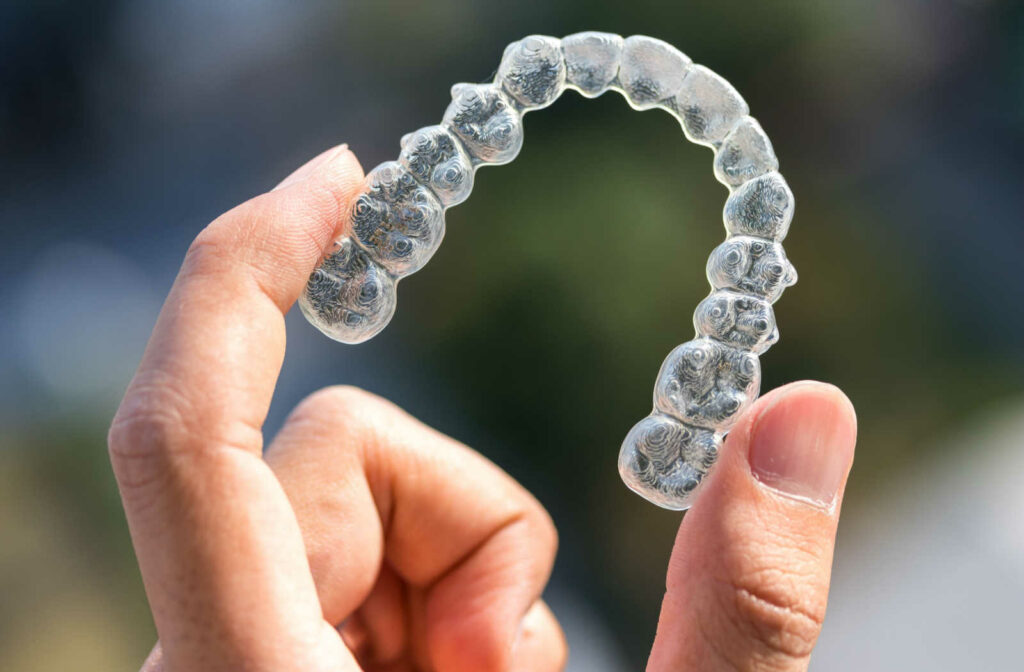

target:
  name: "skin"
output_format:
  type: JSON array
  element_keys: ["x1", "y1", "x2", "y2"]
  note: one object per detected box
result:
[{"x1": 108, "y1": 145, "x2": 857, "y2": 672}]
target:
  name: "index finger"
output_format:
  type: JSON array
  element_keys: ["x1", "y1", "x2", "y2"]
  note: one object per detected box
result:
[
  {"x1": 118, "y1": 144, "x2": 363, "y2": 460},
  {"x1": 108, "y1": 146, "x2": 366, "y2": 671}
]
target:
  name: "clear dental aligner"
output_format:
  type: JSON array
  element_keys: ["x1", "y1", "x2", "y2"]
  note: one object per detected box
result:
[{"x1": 299, "y1": 33, "x2": 797, "y2": 511}]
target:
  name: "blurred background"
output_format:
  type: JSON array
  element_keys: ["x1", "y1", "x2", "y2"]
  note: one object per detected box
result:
[{"x1": 2, "y1": 1, "x2": 1023, "y2": 669}]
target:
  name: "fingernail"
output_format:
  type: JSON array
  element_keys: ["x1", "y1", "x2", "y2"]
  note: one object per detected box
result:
[
  {"x1": 273, "y1": 143, "x2": 349, "y2": 191},
  {"x1": 749, "y1": 384, "x2": 856, "y2": 507}
]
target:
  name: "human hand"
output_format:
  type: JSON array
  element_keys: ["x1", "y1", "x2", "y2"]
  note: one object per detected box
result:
[{"x1": 108, "y1": 145, "x2": 856, "y2": 672}]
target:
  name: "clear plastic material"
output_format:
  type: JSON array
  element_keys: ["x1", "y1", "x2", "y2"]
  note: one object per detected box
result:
[{"x1": 299, "y1": 32, "x2": 797, "y2": 511}]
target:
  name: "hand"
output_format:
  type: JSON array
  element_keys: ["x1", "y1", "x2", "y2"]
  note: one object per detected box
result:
[{"x1": 108, "y1": 145, "x2": 856, "y2": 672}]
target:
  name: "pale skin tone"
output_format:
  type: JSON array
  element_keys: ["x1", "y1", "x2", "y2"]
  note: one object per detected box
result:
[{"x1": 109, "y1": 145, "x2": 857, "y2": 672}]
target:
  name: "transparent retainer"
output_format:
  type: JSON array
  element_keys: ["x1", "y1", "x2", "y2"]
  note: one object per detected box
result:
[{"x1": 298, "y1": 33, "x2": 797, "y2": 511}]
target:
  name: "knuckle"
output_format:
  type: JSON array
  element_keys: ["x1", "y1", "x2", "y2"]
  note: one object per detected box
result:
[
  {"x1": 524, "y1": 496, "x2": 559, "y2": 559},
  {"x1": 714, "y1": 565, "x2": 826, "y2": 663},
  {"x1": 183, "y1": 215, "x2": 253, "y2": 278},
  {"x1": 187, "y1": 218, "x2": 231, "y2": 264},
  {"x1": 283, "y1": 385, "x2": 405, "y2": 454},
  {"x1": 292, "y1": 385, "x2": 385, "y2": 428},
  {"x1": 108, "y1": 392, "x2": 189, "y2": 495},
  {"x1": 108, "y1": 375, "x2": 261, "y2": 496},
  {"x1": 307, "y1": 383, "x2": 379, "y2": 409},
  {"x1": 182, "y1": 190, "x2": 282, "y2": 272}
]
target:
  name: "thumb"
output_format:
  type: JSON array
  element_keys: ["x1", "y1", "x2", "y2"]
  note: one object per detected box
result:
[{"x1": 647, "y1": 381, "x2": 856, "y2": 672}]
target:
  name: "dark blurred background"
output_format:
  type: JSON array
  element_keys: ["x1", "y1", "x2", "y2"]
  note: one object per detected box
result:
[{"x1": 2, "y1": 1, "x2": 1023, "y2": 669}]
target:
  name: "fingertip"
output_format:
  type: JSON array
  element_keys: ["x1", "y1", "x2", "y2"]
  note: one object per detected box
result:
[
  {"x1": 748, "y1": 381, "x2": 858, "y2": 451},
  {"x1": 818, "y1": 381, "x2": 858, "y2": 437},
  {"x1": 273, "y1": 143, "x2": 356, "y2": 191},
  {"x1": 747, "y1": 380, "x2": 853, "y2": 422},
  {"x1": 747, "y1": 381, "x2": 857, "y2": 509},
  {"x1": 767, "y1": 380, "x2": 856, "y2": 426},
  {"x1": 266, "y1": 143, "x2": 365, "y2": 248},
  {"x1": 315, "y1": 144, "x2": 364, "y2": 187},
  {"x1": 287, "y1": 144, "x2": 365, "y2": 261}
]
